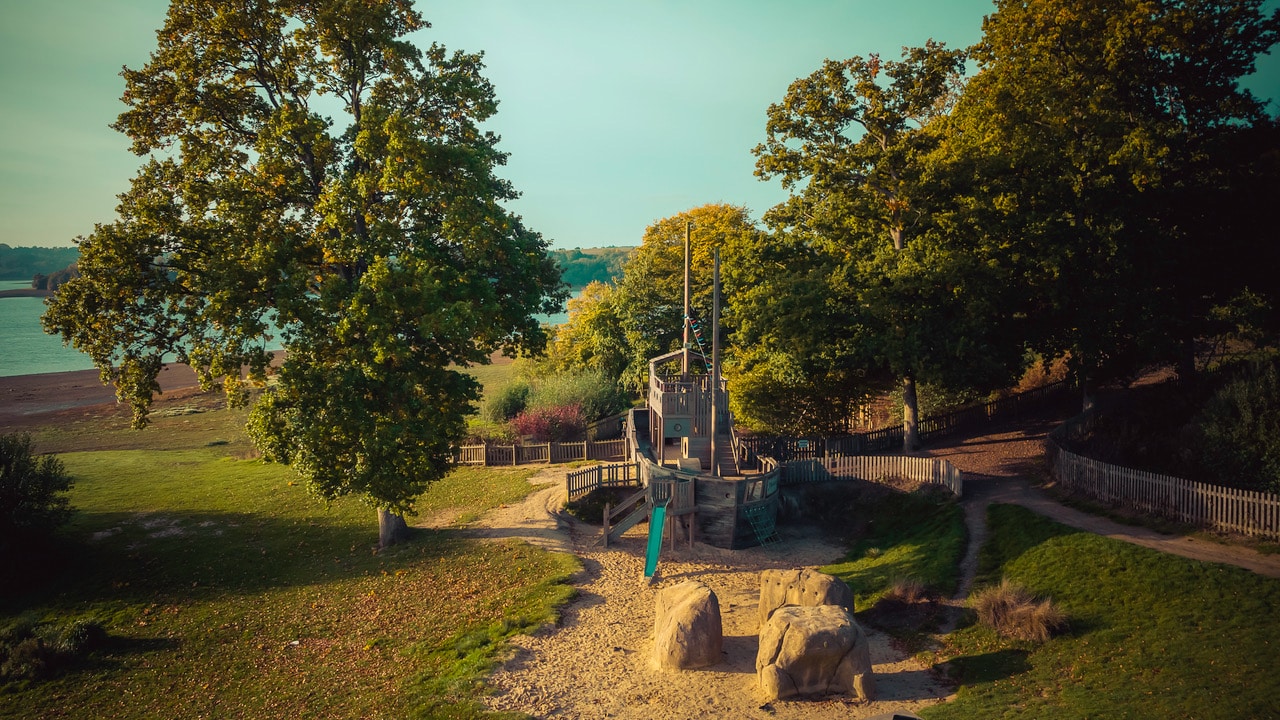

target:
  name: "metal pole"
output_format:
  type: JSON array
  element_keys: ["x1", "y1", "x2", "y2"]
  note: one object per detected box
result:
[
  {"x1": 710, "y1": 249, "x2": 721, "y2": 477},
  {"x1": 682, "y1": 221, "x2": 691, "y2": 379}
]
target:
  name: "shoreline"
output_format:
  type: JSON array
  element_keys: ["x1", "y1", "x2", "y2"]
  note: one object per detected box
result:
[
  {"x1": 0, "y1": 288, "x2": 52, "y2": 298},
  {"x1": 0, "y1": 350, "x2": 516, "y2": 423},
  {"x1": 0, "y1": 363, "x2": 204, "y2": 422}
]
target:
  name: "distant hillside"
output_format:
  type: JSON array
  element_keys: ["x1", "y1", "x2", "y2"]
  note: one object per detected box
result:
[
  {"x1": 0, "y1": 244, "x2": 79, "y2": 281},
  {"x1": 551, "y1": 247, "x2": 634, "y2": 289}
]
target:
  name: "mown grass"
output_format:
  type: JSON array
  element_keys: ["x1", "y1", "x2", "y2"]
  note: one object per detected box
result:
[
  {"x1": 818, "y1": 485, "x2": 966, "y2": 610},
  {"x1": 923, "y1": 504, "x2": 1280, "y2": 719},
  {"x1": 1, "y1": 446, "x2": 577, "y2": 719}
]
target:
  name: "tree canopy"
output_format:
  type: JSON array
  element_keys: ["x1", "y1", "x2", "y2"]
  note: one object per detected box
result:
[
  {"x1": 751, "y1": 42, "x2": 1030, "y2": 446},
  {"x1": 948, "y1": 0, "x2": 1280, "y2": 397},
  {"x1": 42, "y1": 0, "x2": 564, "y2": 540}
]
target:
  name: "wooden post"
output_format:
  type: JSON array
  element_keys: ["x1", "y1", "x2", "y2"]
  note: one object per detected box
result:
[
  {"x1": 710, "y1": 249, "x2": 721, "y2": 477},
  {"x1": 683, "y1": 220, "x2": 691, "y2": 380},
  {"x1": 603, "y1": 502, "x2": 611, "y2": 548}
]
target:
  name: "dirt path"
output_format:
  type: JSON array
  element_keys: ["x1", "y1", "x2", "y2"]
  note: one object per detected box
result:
[
  {"x1": 920, "y1": 414, "x2": 1280, "y2": 582},
  {"x1": 450, "y1": 468, "x2": 951, "y2": 720}
]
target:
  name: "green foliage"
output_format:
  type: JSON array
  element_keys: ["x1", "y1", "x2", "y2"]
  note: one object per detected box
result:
[
  {"x1": 725, "y1": 231, "x2": 887, "y2": 436},
  {"x1": 0, "y1": 244, "x2": 79, "y2": 281},
  {"x1": 752, "y1": 42, "x2": 1028, "y2": 443},
  {"x1": 947, "y1": 0, "x2": 1280, "y2": 389},
  {"x1": 0, "y1": 433, "x2": 73, "y2": 546},
  {"x1": 525, "y1": 370, "x2": 629, "y2": 423},
  {"x1": 0, "y1": 618, "x2": 108, "y2": 682},
  {"x1": 613, "y1": 203, "x2": 765, "y2": 392},
  {"x1": 482, "y1": 380, "x2": 531, "y2": 423},
  {"x1": 41, "y1": 1, "x2": 565, "y2": 521},
  {"x1": 549, "y1": 247, "x2": 634, "y2": 289},
  {"x1": 1191, "y1": 359, "x2": 1280, "y2": 493},
  {"x1": 542, "y1": 281, "x2": 631, "y2": 382}
]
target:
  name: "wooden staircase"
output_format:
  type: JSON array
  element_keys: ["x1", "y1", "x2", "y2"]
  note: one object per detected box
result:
[
  {"x1": 714, "y1": 431, "x2": 740, "y2": 476},
  {"x1": 601, "y1": 486, "x2": 649, "y2": 546}
]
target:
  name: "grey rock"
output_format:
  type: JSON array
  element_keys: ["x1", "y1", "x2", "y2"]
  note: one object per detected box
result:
[
  {"x1": 757, "y1": 568, "x2": 855, "y2": 627},
  {"x1": 652, "y1": 580, "x2": 723, "y2": 669},
  {"x1": 756, "y1": 604, "x2": 876, "y2": 701}
]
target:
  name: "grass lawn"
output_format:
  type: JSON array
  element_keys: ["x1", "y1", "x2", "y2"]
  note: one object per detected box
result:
[
  {"x1": 923, "y1": 504, "x2": 1280, "y2": 719},
  {"x1": 1, "y1": 445, "x2": 576, "y2": 719},
  {"x1": 819, "y1": 486, "x2": 966, "y2": 611}
]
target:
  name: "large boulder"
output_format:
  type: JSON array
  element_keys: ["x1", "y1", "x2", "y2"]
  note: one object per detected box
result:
[
  {"x1": 653, "y1": 580, "x2": 723, "y2": 669},
  {"x1": 758, "y1": 568, "x2": 854, "y2": 627},
  {"x1": 756, "y1": 604, "x2": 876, "y2": 701}
]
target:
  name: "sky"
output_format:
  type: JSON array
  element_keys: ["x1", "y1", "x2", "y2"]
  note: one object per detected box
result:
[{"x1": 1, "y1": 1, "x2": 1278, "y2": 252}]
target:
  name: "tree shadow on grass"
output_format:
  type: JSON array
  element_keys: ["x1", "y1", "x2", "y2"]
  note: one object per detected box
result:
[
  {"x1": 945, "y1": 648, "x2": 1032, "y2": 685},
  {"x1": 1, "y1": 510, "x2": 481, "y2": 612}
]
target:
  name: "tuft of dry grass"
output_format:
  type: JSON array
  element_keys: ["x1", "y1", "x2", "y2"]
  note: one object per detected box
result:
[
  {"x1": 885, "y1": 576, "x2": 929, "y2": 604},
  {"x1": 970, "y1": 578, "x2": 1067, "y2": 642}
]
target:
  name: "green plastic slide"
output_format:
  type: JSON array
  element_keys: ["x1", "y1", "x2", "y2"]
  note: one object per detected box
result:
[{"x1": 644, "y1": 500, "x2": 668, "y2": 580}]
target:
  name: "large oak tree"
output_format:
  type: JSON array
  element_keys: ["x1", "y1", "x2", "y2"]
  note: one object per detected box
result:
[
  {"x1": 42, "y1": 0, "x2": 564, "y2": 546},
  {"x1": 753, "y1": 42, "x2": 1025, "y2": 449}
]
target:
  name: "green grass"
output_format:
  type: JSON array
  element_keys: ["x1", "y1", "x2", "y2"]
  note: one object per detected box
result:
[
  {"x1": 924, "y1": 504, "x2": 1280, "y2": 719},
  {"x1": 819, "y1": 486, "x2": 966, "y2": 610},
  {"x1": 1, "y1": 446, "x2": 577, "y2": 719}
]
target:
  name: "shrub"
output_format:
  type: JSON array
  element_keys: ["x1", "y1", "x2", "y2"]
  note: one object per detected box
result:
[
  {"x1": 0, "y1": 433, "x2": 73, "y2": 545},
  {"x1": 885, "y1": 576, "x2": 929, "y2": 604},
  {"x1": 509, "y1": 404, "x2": 587, "y2": 443},
  {"x1": 526, "y1": 370, "x2": 628, "y2": 423},
  {"x1": 0, "y1": 618, "x2": 107, "y2": 681},
  {"x1": 1191, "y1": 359, "x2": 1280, "y2": 493},
  {"x1": 970, "y1": 578, "x2": 1066, "y2": 642},
  {"x1": 483, "y1": 380, "x2": 531, "y2": 423}
]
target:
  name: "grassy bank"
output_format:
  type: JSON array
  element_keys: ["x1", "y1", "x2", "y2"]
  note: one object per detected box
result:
[
  {"x1": 818, "y1": 484, "x2": 966, "y2": 610},
  {"x1": 2, "y1": 448, "x2": 576, "y2": 719},
  {"x1": 924, "y1": 504, "x2": 1280, "y2": 719}
]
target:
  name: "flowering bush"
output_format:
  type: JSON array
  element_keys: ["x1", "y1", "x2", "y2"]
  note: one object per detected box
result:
[{"x1": 508, "y1": 404, "x2": 586, "y2": 443}]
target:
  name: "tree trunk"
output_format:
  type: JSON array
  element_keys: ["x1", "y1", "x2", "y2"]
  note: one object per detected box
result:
[
  {"x1": 902, "y1": 372, "x2": 921, "y2": 453},
  {"x1": 1081, "y1": 372, "x2": 1096, "y2": 414},
  {"x1": 378, "y1": 508, "x2": 410, "y2": 549},
  {"x1": 1177, "y1": 335, "x2": 1197, "y2": 381}
]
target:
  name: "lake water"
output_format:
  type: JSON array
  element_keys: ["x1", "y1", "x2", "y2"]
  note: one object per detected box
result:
[{"x1": 0, "y1": 280, "x2": 572, "y2": 378}]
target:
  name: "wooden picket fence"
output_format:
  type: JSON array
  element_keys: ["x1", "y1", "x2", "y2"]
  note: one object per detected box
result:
[
  {"x1": 740, "y1": 380, "x2": 1074, "y2": 461},
  {"x1": 454, "y1": 438, "x2": 627, "y2": 467},
  {"x1": 781, "y1": 455, "x2": 964, "y2": 497},
  {"x1": 566, "y1": 461, "x2": 641, "y2": 501},
  {"x1": 1048, "y1": 412, "x2": 1280, "y2": 540}
]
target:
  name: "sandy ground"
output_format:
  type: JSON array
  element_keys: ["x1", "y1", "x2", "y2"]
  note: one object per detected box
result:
[{"x1": 446, "y1": 468, "x2": 952, "y2": 720}]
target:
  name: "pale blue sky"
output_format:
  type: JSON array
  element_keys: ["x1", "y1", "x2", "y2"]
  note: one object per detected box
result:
[{"x1": 1, "y1": 1, "x2": 1277, "y2": 251}]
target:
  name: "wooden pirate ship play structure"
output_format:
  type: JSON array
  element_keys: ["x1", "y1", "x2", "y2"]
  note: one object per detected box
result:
[{"x1": 600, "y1": 225, "x2": 784, "y2": 553}]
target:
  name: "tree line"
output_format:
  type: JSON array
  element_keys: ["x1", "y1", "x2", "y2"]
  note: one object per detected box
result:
[
  {"x1": 546, "y1": 0, "x2": 1280, "y2": 451},
  {"x1": 37, "y1": 0, "x2": 1280, "y2": 543},
  {"x1": 0, "y1": 245, "x2": 78, "y2": 282}
]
